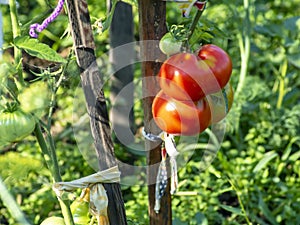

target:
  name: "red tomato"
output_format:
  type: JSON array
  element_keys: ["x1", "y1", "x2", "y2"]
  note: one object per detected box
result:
[
  {"x1": 158, "y1": 45, "x2": 232, "y2": 101},
  {"x1": 152, "y1": 90, "x2": 211, "y2": 136},
  {"x1": 197, "y1": 44, "x2": 232, "y2": 92},
  {"x1": 207, "y1": 82, "x2": 234, "y2": 124}
]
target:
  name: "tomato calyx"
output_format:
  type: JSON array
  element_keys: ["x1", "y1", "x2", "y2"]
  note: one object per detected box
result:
[{"x1": 3, "y1": 102, "x2": 20, "y2": 113}]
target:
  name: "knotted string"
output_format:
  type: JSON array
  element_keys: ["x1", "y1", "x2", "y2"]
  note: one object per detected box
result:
[
  {"x1": 29, "y1": 0, "x2": 65, "y2": 38},
  {"x1": 164, "y1": 133, "x2": 179, "y2": 195},
  {"x1": 177, "y1": 0, "x2": 206, "y2": 17},
  {"x1": 53, "y1": 166, "x2": 120, "y2": 224},
  {"x1": 154, "y1": 146, "x2": 168, "y2": 213},
  {"x1": 143, "y1": 129, "x2": 180, "y2": 213}
]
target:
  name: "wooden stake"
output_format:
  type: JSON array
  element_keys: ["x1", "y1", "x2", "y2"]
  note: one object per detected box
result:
[
  {"x1": 137, "y1": 0, "x2": 171, "y2": 224},
  {"x1": 65, "y1": 1, "x2": 127, "y2": 224}
]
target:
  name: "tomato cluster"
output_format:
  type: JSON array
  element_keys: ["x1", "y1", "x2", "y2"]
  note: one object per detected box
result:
[{"x1": 152, "y1": 44, "x2": 234, "y2": 136}]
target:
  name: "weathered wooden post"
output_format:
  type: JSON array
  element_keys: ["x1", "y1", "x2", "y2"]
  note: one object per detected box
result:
[
  {"x1": 138, "y1": 0, "x2": 172, "y2": 224},
  {"x1": 109, "y1": 1, "x2": 135, "y2": 146},
  {"x1": 65, "y1": 1, "x2": 127, "y2": 224}
]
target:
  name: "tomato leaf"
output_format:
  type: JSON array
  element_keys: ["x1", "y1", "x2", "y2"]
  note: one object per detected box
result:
[
  {"x1": 287, "y1": 53, "x2": 300, "y2": 69},
  {"x1": 101, "y1": 1, "x2": 117, "y2": 33},
  {"x1": 258, "y1": 191, "x2": 278, "y2": 225},
  {"x1": 0, "y1": 62, "x2": 18, "y2": 79},
  {"x1": 13, "y1": 36, "x2": 66, "y2": 63},
  {"x1": 253, "y1": 151, "x2": 278, "y2": 173},
  {"x1": 219, "y1": 204, "x2": 244, "y2": 216},
  {"x1": 289, "y1": 151, "x2": 300, "y2": 162}
]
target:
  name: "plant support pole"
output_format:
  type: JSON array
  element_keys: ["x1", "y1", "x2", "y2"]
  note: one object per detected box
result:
[
  {"x1": 65, "y1": 0, "x2": 127, "y2": 224},
  {"x1": 138, "y1": 0, "x2": 171, "y2": 224}
]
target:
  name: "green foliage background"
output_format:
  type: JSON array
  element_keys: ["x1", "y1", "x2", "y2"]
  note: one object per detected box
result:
[{"x1": 0, "y1": 0, "x2": 300, "y2": 224}]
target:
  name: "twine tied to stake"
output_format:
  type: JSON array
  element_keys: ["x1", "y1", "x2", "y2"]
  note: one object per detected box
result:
[
  {"x1": 142, "y1": 129, "x2": 179, "y2": 213},
  {"x1": 53, "y1": 166, "x2": 120, "y2": 224},
  {"x1": 177, "y1": 0, "x2": 206, "y2": 17},
  {"x1": 29, "y1": 0, "x2": 65, "y2": 38}
]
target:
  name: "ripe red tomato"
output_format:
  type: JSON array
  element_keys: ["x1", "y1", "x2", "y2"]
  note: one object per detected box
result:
[
  {"x1": 158, "y1": 52, "x2": 210, "y2": 101},
  {"x1": 197, "y1": 44, "x2": 232, "y2": 92},
  {"x1": 158, "y1": 45, "x2": 232, "y2": 101},
  {"x1": 152, "y1": 90, "x2": 211, "y2": 136},
  {"x1": 207, "y1": 82, "x2": 234, "y2": 124}
]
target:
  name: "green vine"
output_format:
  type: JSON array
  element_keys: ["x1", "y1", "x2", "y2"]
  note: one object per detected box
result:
[
  {"x1": 8, "y1": 0, "x2": 25, "y2": 87},
  {"x1": 235, "y1": 0, "x2": 251, "y2": 97},
  {"x1": 33, "y1": 60, "x2": 75, "y2": 225}
]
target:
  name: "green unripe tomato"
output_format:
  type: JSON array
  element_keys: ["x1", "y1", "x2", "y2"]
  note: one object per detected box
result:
[
  {"x1": 159, "y1": 32, "x2": 183, "y2": 56},
  {"x1": 0, "y1": 108, "x2": 36, "y2": 143},
  {"x1": 70, "y1": 198, "x2": 90, "y2": 225},
  {"x1": 19, "y1": 81, "x2": 50, "y2": 118},
  {"x1": 40, "y1": 216, "x2": 65, "y2": 225}
]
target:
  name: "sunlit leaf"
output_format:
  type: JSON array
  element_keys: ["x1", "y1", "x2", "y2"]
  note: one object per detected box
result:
[
  {"x1": 287, "y1": 53, "x2": 300, "y2": 69},
  {"x1": 253, "y1": 151, "x2": 278, "y2": 173},
  {"x1": 258, "y1": 192, "x2": 278, "y2": 225},
  {"x1": 219, "y1": 204, "x2": 244, "y2": 216},
  {"x1": 14, "y1": 36, "x2": 66, "y2": 63}
]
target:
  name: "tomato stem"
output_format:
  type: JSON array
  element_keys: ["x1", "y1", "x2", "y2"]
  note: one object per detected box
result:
[
  {"x1": 8, "y1": 0, "x2": 25, "y2": 87},
  {"x1": 0, "y1": 177, "x2": 31, "y2": 225},
  {"x1": 34, "y1": 123, "x2": 53, "y2": 172},
  {"x1": 228, "y1": 178, "x2": 252, "y2": 225},
  {"x1": 185, "y1": 1, "x2": 207, "y2": 48},
  {"x1": 235, "y1": 0, "x2": 251, "y2": 97},
  {"x1": 34, "y1": 122, "x2": 75, "y2": 225}
]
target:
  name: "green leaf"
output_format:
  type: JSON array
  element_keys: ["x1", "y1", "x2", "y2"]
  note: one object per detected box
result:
[
  {"x1": 258, "y1": 192, "x2": 278, "y2": 225},
  {"x1": 253, "y1": 151, "x2": 278, "y2": 173},
  {"x1": 195, "y1": 212, "x2": 208, "y2": 225},
  {"x1": 284, "y1": 16, "x2": 300, "y2": 32},
  {"x1": 173, "y1": 218, "x2": 188, "y2": 225},
  {"x1": 219, "y1": 204, "x2": 244, "y2": 216},
  {"x1": 101, "y1": 1, "x2": 118, "y2": 32},
  {"x1": 290, "y1": 151, "x2": 300, "y2": 162},
  {"x1": 282, "y1": 137, "x2": 300, "y2": 161},
  {"x1": 0, "y1": 62, "x2": 18, "y2": 79},
  {"x1": 14, "y1": 36, "x2": 66, "y2": 63},
  {"x1": 287, "y1": 53, "x2": 300, "y2": 69}
]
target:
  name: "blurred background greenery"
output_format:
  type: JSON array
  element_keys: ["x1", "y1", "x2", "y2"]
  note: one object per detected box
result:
[{"x1": 0, "y1": 0, "x2": 299, "y2": 224}]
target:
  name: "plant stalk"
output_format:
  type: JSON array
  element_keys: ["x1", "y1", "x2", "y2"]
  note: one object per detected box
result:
[
  {"x1": 34, "y1": 123, "x2": 75, "y2": 225},
  {"x1": 0, "y1": 176, "x2": 31, "y2": 225},
  {"x1": 34, "y1": 123, "x2": 53, "y2": 171},
  {"x1": 235, "y1": 0, "x2": 251, "y2": 97},
  {"x1": 276, "y1": 58, "x2": 287, "y2": 109},
  {"x1": 8, "y1": 0, "x2": 25, "y2": 86},
  {"x1": 187, "y1": 6, "x2": 205, "y2": 42},
  {"x1": 228, "y1": 178, "x2": 252, "y2": 225}
]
